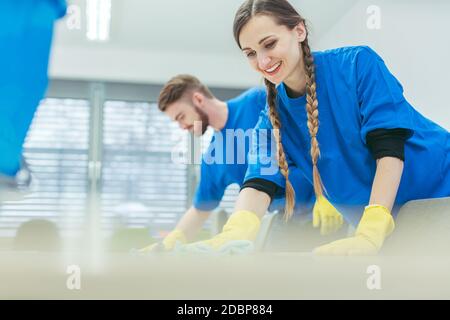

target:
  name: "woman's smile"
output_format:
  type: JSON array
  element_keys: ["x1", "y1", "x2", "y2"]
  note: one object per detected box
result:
[{"x1": 263, "y1": 61, "x2": 282, "y2": 78}]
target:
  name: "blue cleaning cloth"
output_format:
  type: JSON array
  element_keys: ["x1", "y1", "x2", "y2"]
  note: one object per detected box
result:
[
  {"x1": 132, "y1": 240, "x2": 255, "y2": 256},
  {"x1": 173, "y1": 240, "x2": 255, "y2": 256}
]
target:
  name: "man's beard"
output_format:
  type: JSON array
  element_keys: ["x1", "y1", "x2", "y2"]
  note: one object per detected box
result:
[{"x1": 193, "y1": 105, "x2": 209, "y2": 135}]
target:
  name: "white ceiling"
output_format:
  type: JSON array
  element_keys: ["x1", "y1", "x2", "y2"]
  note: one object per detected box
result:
[
  {"x1": 50, "y1": 0, "x2": 359, "y2": 86},
  {"x1": 55, "y1": 0, "x2": 359, "y2": 55}
]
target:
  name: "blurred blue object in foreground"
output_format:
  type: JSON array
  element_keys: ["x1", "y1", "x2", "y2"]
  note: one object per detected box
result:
[
  {"x1": 0, "y1": 0, "x2": 66, "y2": 177},
  {"x1": 0, "y1": 157, "x2": 34, "y2": 201}
]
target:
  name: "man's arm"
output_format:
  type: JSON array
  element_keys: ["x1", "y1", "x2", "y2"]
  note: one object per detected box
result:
[{"x1": 139, "y1": 206, "x2": 211, "y2": 252}]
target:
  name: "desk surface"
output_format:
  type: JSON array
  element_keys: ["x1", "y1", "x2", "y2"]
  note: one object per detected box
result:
[{"x1": 1, "y1": 252, "x2": 449, "y2": 299}]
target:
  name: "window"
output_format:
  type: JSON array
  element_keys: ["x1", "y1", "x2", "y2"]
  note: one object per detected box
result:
[
  {"x1": 0, "y1": 81, "x2": 244, "y2": 241},
  {"x1": 101, "y1": 101, "x2": 188, "y2": 236},
  {"x1": 0, "y1": 98, "x2": 90, "y2": 237}
]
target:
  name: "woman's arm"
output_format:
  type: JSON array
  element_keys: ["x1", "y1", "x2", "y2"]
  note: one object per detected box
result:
[
  {"x1": 175, "y1": 206, "x2": 211, "y2": 241},
  {"x1": 234, "y1": 187, "x2": 271, "y2": 219},
  {"x1": 369, "y1": 156, "x2": 404, "y2": 211},
  {"x1": 173, "y1": 187, "x2": 271, "y2": 242},
  {"x1": 183, "y1": 188, "x2": 271, "y2": 250},
  {"x1": 314, "y1": 156, "x2": 403, "y2": 255}
]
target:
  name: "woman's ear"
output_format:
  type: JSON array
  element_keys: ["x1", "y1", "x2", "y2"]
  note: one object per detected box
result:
[{"x1": 295, "y1": 22, "x2": 307, "y2": 43}]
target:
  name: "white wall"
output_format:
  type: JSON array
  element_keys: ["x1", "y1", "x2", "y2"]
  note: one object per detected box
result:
[
  {"x1": 50, "y1": 45, "x2": 259, "y2": 88},
  {"x1": 315, "y1": 0, "x2": 450, "y2": 129},
  {"x1": 49, "y1": 0, "x2": 450, "y2": 129}
]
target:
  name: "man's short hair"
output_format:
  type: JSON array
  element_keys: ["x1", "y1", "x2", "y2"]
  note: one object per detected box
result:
[{"x1": 158, "y1": 74, "x2": 214, "y2": 111}]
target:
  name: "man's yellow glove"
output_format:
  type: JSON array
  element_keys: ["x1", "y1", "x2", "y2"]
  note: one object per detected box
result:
[
  {"x1": 139, "y1": 229, "x2": 187, "y2": 252},
  {"x1": 314, "y1": 205, "x2": 395, "y2": 256},
  {"x1": 313, "y1": 195, "x2": 345, "y2": 235},
  {"x1": 193, "y1": 210, "x2": 261, "y2": 250}
]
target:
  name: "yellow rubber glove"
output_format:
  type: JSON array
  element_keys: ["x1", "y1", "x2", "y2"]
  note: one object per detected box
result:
[
  {"x1": 313, "y1": 195, "x2": 345, "y2": 235},
  {"x1": 193, "y1": 210, "x2": 261, "y2": 250},
  {"x1": 139, "y1": 229, "x2": 187, "y2": 252},
  {"x1": 314, "y1": 205, "x2": 395, "y2": 256}
]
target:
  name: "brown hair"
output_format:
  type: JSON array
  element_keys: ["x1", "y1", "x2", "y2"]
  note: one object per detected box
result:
[
  {"x1": 233, "y1": 0, "x2": 324, "y2": 221},
  {"x1": 158, "y1": 74, "x2": 214, "y2": 111}
]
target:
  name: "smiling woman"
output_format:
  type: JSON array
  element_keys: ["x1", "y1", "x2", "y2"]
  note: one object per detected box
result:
[
  {"x1": 185, "y1": 0, "x2": 450, "y2": 256},
  {"x1": 234, "y1": 0, "x2": 318, "y2": 219},
  {"x1": 238, "y1": 15, "x2": 308, "y2": 96}
]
